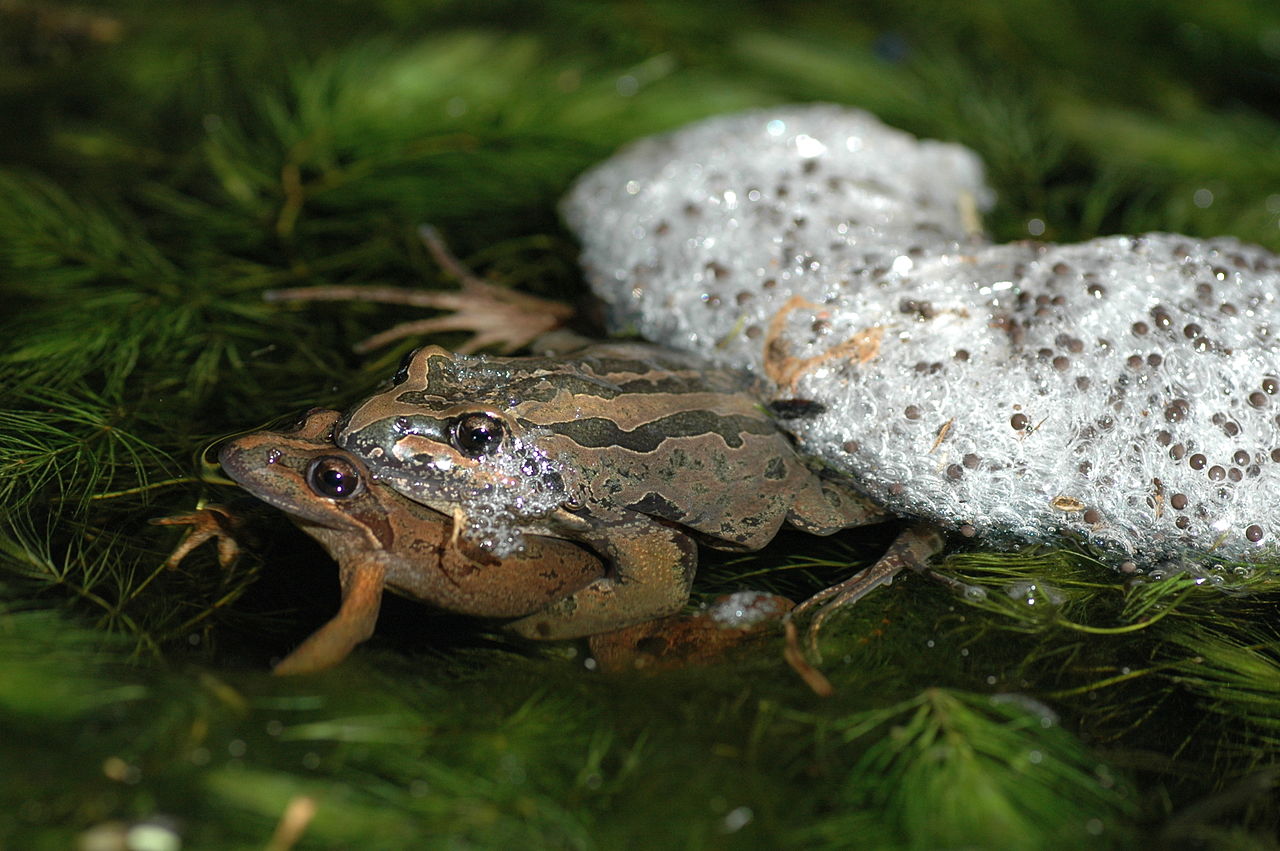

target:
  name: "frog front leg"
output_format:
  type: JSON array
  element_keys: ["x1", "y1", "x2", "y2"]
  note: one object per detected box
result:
[
  {"x1": 504, "y1": 518, "x2": 697, "y2": 640},
  {"x1": 272, "y1": 559, "x2": 387, "y2": 675},
  {"x1": 156, "y1": 507, "x2": 391, "y2": 675},
  {"x1": 151, "y1": 506, "x2": 243, "y2": 569}
]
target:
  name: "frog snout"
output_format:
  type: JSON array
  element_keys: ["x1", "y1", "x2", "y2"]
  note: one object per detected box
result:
[{"x1": 216, "y1": 438, "x2": 259, "y2": 487}]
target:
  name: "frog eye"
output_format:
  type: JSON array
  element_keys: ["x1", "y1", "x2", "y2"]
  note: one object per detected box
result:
[
  {"x1": 307, "y1": 456, "x2": 363, "y2": 499},
  {"x1": 451, "y1": 413, "x2": 506, "y2": 457}
]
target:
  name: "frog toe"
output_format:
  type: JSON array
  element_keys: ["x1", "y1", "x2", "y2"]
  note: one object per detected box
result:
[{"x1": 151, "y1": 506, "x2": 242, "y2": 570}]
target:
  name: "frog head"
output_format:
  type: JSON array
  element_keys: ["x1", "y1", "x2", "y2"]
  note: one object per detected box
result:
[
  {"x1": 218, "y1": 408, "x2": 384, "y2": 534},
  {"x1": 336, "y1": 346, "x2": 576, "y2": 555}
]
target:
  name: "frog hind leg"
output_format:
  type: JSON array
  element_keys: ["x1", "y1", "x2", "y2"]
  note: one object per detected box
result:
[
  {"x1": 785, "y1": 476, "x2": 890, "y2": 535},
  {"x1": 264, "y1": 225, "x2": 571, "y2": 355},
  {"x1": 504, "y1": 520, "x2": 697, "y2": 640},
  {"x1": 588, "y1": 592, "x2": 794, "y2": 671},
  {"x1": 272, "y1": 560, "x2": 388, "y2": 675},
  {"x1": 789, "y1": 522, "x2": 944, "y2": 658}
]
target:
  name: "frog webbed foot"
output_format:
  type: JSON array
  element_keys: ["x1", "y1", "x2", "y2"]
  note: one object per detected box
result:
[
  {"x1": 264, "y1": 225, "x2": 573, "y2": 355},
  {"x1": 781, "y1": 522, "x2": 946, "y2": 696},
  {"x1": 151, "y1": 505, "x2": 244, "y2": 570}
]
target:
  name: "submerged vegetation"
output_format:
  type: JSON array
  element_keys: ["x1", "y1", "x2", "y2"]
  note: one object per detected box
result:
[{"x1": 2, "y1": 1, "x2": 1280, "y2": 847}]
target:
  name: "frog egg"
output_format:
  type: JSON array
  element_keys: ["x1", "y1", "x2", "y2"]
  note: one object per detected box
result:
[
  {"x1": 562, "y1": 105, "x2": 1280, "y2": 566},
  {"x1": 1006, "y1": 580, "x2": 1066, "y2": 607}
]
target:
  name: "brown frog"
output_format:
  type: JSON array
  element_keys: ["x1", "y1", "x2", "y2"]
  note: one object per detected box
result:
[{"x1": 160, "y1": 408, "x2": 604, "y2": 674}]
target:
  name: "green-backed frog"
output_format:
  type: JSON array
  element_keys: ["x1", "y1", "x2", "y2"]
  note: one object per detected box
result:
[
  {"x1": 336, "y1": 341, "x2": 890, "y2": 639},
  {"x1": 165, "y1": 408, "x2": 604, "y2": 673}
]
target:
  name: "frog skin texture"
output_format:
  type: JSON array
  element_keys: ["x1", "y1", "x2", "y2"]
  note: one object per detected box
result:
[
  {"x1": 337, "y1": 342, "x2": 890, "y2": 639},
  {"x1": 173, "y1": 408, "x2": 604, "y2": 674}
]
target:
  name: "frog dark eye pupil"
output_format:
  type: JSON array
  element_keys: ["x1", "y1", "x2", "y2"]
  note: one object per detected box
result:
[
  {"x1": 308, "y1": 457, "x2": 361, "y2": 498},
  {"x1": 453, "y1": 413, "x2": 505, "y2": 457}
]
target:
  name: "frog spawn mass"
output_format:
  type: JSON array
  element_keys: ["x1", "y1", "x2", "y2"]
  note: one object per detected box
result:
[{"x1": 561, "y1": 104, "x2": 1280, "y2": 566}]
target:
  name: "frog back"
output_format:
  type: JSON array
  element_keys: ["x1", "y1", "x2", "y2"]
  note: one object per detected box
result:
[{"x1": 524, "y1": 344, "x2": 828, "y2": 549}]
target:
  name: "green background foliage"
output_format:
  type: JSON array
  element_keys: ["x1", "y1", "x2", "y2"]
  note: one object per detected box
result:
[{"x1": 3, "y1": 1, "x2": 1280, "y2": 847}]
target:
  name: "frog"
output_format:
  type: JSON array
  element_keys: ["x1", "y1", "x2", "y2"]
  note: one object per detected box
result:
[
  {"x1": 334, "y1": 340, "x2": 902, "y2": 640},
  {"x1": 160, "y1": 407, "x2": 605, "y2": 673}
]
